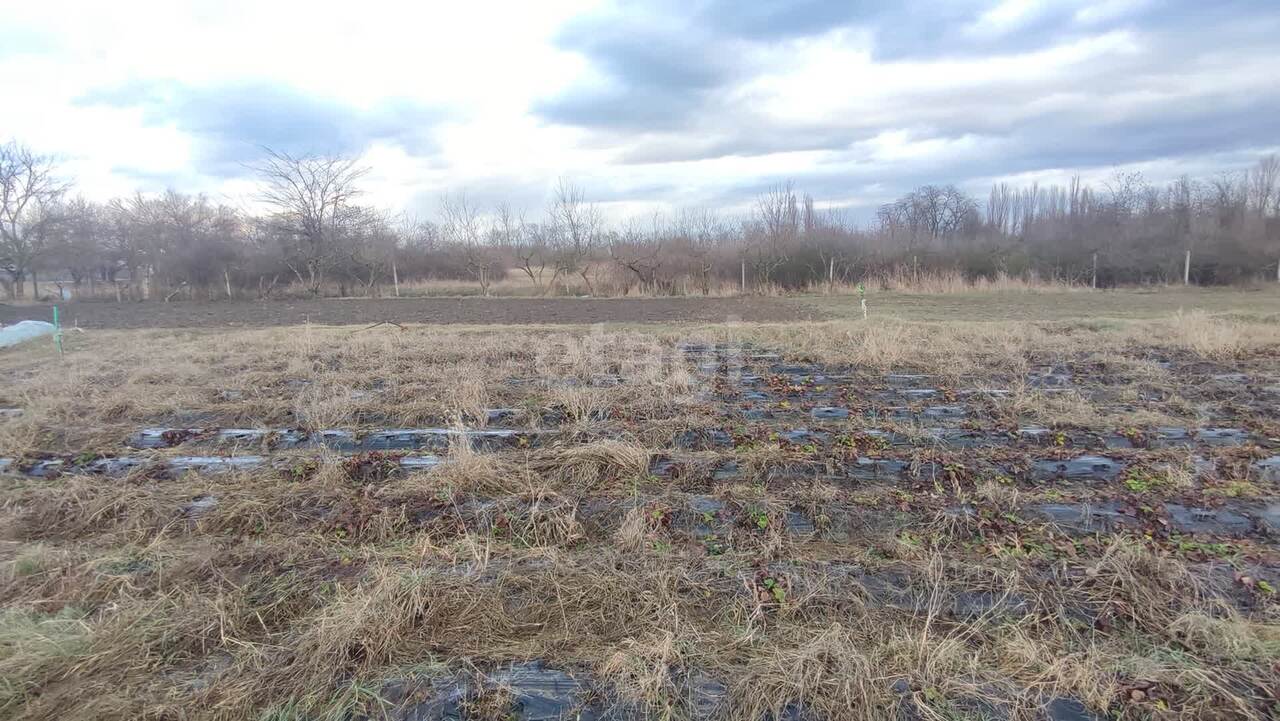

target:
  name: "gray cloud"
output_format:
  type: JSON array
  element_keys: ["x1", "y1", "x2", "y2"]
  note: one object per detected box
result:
[
  {"x1": 77, "y1": 80, "x2": 447, "y2": 176},
  {"x1": 533, "y1": 0, "x2": 1280, "y2": 214},
  {"x1": 44, "y1": 1, "x2": 1280, "y2": 218},
  {"x1": 535, "y1": 9, "x2": 740, "y2": 131}
]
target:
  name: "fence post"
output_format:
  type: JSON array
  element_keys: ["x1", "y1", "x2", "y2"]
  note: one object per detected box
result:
[
  {"x1": 1091, "y1": 253, "x2": 1097, "y2": 289},
  {"x1": 392, "y1": 259, "x2": 400, "y2": 297},
  {"x1": 1183, "y1": 249, "x2": 1191, "y2": 285},
  {"x1": 828, "y1": 257, "x2": 834, "y2": 294},
  {"x1": 740, "y1": 260, "x2": 746, "y2": 294}
]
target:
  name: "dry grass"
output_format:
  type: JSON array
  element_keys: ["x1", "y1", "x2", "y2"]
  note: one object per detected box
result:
[
  {"x1": 870, "y1": 267, "x2": 1085, "y2": 294},
  {"x1": 533, "y1": 439, "x2": 651, "y2": 489},
  {"x1": 1164, "y1": 309, "x2": 1257, "y2": 360},
  {"x1": 0, "y1": 309, "x2": 1277, "y2": 720}
]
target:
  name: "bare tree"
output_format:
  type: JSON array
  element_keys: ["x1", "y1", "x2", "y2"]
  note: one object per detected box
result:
[
  {"x1": 747, "y1": 181, "x2": 799, "y2": 288},
  {"x1": 0, "y1": 141, "x2": 66, "y2": 298},
  {"x1": 810, "y1": 206, "x2": 857, "y2": 293},
  {"x1": 340, "y1": 209, "x2": 397, "y2": 296},
  {"x1": 254, "y1": 148, "x2": 367, "y2": 295},
  {"x1": 1246, "y1": 155, "x2": 1280, "y2": 280},
  {"x1": 987, "y1": 183, "x2": 1013, "y2": 235},
  {"x1": 51, "y1": 196, "x2": 105, "y2": 292},
  {"x1": 441, "y1": 191, "x2": 497, "y2": 295},
  {"x1": 493, "y1": 203, "x2": 552, "y2": 294},
  {"x1": 680, "y1": 208, "x2": 723, "y2": 295},
  {"x1": 549, "y1": 178, "x2": 601, "y2": 294},
  {"x1": 608, "y1": 215, "x2": 665, "y2": 295},
  {"x1": 878, "y1": 184, "x2": 978, "y2": 248},
  {"x1": 515, "y1": 220, "x2": 554, "y2": 293}
]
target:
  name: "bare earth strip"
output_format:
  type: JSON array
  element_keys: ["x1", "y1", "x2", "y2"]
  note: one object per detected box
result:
[{"x1": 0, "y1": 296, "x2": 828, "y2": 329}]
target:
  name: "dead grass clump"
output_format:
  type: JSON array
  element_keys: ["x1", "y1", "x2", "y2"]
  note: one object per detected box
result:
[
  {"x1": 488, "y1": 487, "x2": 584, "y2": 548},
  {"x1": 210, "y1": 556, "x2": 697, "y2": 716},
  {"x1": 970, "y1": 478, "x2": 1020, "y2": 508},
  {"x1": 0, "y1": 606, "x2": 91, "y2": 713},
  {"x1": 545, "y1": 385, "x2": 610, "y2": 425},
  {"x1": 599, "y1": 630, "x2": 692, "y2": 718},
  {"x1": 1167, "y1": 611, "x2": 1280, "y2": 662},
  {"x1": 731, "y1": 319, "x2": 1044, "y2": 381},
  {"x1": 1002, "y1": 385, "x2": 1188, "y2": 428},
  {"x1": 732, "y1": 624, "x2": 881, "y2": 721},
  {"x1": 10, "y1": 477, "x2": 174, "y2": 541},
  {"x1": 459, "y1": 685, "x2": 517, "y2": 721},
  {"x1": 1079, "y1": 537, "x2": 1206, "y2": 632},
  {"x1": 440, "y1": 363, "x2": 490, "y2": 425},
  {"x1": 613, "y1": 504, "x2": 654, "y2": 553},
  {"x1": 422, "y1": 450, "x2": 514, "y2": 496},
  {"x1": 533, "y1": 439, "x2": 650, "y2": 489},
  {"x1": 292, "y1": 378, "x2": 361, "y2": 430},
  {"x1": 1161, "y1": 310, "x2": 1258, "y2": 360},
  {"x1": 213, "y1": 564, "x2": 493, "y2": 715}
]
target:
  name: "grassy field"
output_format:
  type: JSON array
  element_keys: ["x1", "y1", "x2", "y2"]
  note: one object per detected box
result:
[
  {"x1": 799, "y1": 286, "x2": 1280, "y2": 322},
  {"x1": 0, "y1": 296, "x2": 1278, "y2": 720}
]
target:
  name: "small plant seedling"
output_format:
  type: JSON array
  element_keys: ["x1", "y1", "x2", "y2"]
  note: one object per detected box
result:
[
  {"x1": 288, "y1": 459, "x2": 320, "y2": 482},
  {"x1": 761, "y1": 576, "x2": 786, "y2": 604},
  {"x1": 1171, "y1": 535, "x2": 1235, "y2": 558},
  {"x1": 1122, "y1": 468, "x2": 1165, "y2": 494},
  {"x1": 703, "y1": 534, "x2": 726, "y2": 555},
  {"x1": 73, "y1": 451, "x2": 100, "y2": 465}
]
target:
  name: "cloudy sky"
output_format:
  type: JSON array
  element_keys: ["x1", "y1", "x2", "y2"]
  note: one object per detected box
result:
[{"x1": 3, "y1": 0, "x2": 1278, "y2": 221}]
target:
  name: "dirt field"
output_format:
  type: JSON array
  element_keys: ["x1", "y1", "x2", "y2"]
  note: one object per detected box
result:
[
  {"x1": 1, "y1": 310, "x2": 1278, "y2": 720},
  {"x1": 0, "y1": 296, "x2": 826, "y2": 329},
  {"x1": 6, "y1": 287, "x2": 1277, "y2": 331}
]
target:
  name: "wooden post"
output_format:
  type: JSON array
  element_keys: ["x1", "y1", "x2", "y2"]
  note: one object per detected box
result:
[
  {"x1": 1091, "y1": 253, "x2": 1097, "y2": 289},
  {"x1": 828, "y1": 257, "x2": 835, "y2": 294},
  {"x1": 740, "y1": 260, "x2": 746, "y2": 294},
  {"x1": 1183, "y1": 249, "x2": 1191, "y2": 285},
  {"x1": 224, "y1": 268, "x2": 233, "y2": 299},
  {"x1": 392, "y1": 259, "x2": 400, "y2": 297}
]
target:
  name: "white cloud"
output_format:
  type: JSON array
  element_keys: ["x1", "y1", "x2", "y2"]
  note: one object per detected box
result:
[{"x1": 2, "y1": 0, "x2": 1277, "y2": 220}]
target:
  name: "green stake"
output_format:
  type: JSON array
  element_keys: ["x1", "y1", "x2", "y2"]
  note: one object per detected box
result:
[{"x1": 53, "y1": 305, "x2": 64, "y2": 357}]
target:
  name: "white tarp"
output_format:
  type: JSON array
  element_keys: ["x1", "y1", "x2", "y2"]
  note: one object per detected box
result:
[{"x1": 0, "y1": 320, "x2": 57, "y2": 348}]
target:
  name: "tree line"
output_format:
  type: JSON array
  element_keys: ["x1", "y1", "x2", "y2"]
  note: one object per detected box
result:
[{"x1": 2, "y1": 139, "x2": 1278, "y2": 301}]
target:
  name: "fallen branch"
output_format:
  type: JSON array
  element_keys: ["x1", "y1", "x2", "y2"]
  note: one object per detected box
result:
[
  {"x1": 351, "y1": 320, "x2": 406, "y2": 334},
  {"x1": 164, "y1": 282, "x2": 189, "y2": 302}
]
